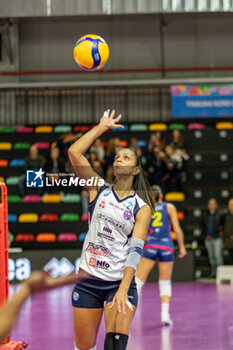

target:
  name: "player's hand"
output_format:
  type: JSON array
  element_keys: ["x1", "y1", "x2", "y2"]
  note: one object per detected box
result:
[
  {"x1": 109, "y1": 289, "x2": 133, "y2": 315},
  {"x1": 99, "y1": 109, "x2": 124, "y2": 130},
  {"x1": 25, "y1": 271, "x2": 54, "y2": 294},
  {"x1": 178, "y1": 246, "x2": 187, "y2": 258}
]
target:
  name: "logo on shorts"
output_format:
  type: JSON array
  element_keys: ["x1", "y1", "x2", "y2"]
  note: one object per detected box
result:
[
  {"x1": 88, "y1": 257, "x2": 110, "y2": 270},
  {"x1": 162, "y1": 251, "x2": 172, "y2": 256},
  {"x1": 123, "y1": 210, "x2": 132, "y2": 221},
  {"x1": 73, "y1": 291, "x2": 80, "y2": 302}
]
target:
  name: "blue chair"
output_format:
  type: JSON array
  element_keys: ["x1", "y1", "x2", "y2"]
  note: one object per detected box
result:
[
  {"x1": 78, "y1": 232, "x2": 87, "y2": 242},
  {"x1": 137, "y1": 140, "x2": 147, "y2": 148},
  {"x1": 8, "y1": 214, "x2": 17, "y2": 223},
  {"x1": 10, "y1": 159, "x2": 25, "y2": 167},
  {"x1": 112, "y1": 124, "x2": 128, "y2": 132}
]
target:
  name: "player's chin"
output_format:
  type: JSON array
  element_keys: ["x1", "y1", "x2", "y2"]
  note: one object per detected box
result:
[{"x1": 113, "y1": 166, "x2": 123, "y2": 176}]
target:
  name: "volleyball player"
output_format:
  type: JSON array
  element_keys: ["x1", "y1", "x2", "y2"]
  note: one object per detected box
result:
[
  {"x1": 136, "y1": 185, "x2": 186, "y2": 326},
  {"x1": 68, "y1": 109, "x2": 154, "y2": 350}
]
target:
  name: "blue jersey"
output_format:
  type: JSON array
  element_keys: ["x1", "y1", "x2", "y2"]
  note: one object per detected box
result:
[{"x1": 144, "y1": 202, "x2": 174, "y2": 251}]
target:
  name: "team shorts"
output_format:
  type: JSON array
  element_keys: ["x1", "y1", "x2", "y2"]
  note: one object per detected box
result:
[
  {"x1": 142, "y1": 245, "x2": 174, "y2": 262},
  {"x1": 72, "y1": 275, "x2": 138, "y2": 309}
]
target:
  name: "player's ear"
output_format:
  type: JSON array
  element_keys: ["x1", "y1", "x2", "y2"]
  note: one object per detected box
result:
[{"x1": 132, "y1": 166, "x2": 140, "y2": 176}]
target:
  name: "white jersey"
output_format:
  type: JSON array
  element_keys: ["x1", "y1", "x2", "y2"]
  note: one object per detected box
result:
[{"x1": 79, "y1": 183, "x2": 148, "y2": 281}]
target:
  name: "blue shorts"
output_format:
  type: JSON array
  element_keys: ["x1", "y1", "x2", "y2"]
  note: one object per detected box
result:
[
  {"x1": 72, "y1": 275, "x2": 138, "y2": 309},
  {"x1": 142, "y1": 246, "x2": 174, "y2": 262}
]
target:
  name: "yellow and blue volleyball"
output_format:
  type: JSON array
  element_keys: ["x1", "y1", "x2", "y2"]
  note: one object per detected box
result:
[{"x1": 73, "y1": 34, "x2": 109, "y2": 71}]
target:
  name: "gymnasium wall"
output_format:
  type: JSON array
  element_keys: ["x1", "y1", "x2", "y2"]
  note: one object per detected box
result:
[
  {"x1": 1, "y1": 13, "x2": 233, "y2": 125},
  {"x1": 17, "y1": 13, "x2": 233, "y2": 81}
]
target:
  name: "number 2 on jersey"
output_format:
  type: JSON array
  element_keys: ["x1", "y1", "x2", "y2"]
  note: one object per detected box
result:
[{"x1": 151, "y1": 212, "x2": 163, "y2": 227}]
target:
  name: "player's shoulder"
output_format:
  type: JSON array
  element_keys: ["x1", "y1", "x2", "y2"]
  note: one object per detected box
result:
[
  {"x1": 134, "y1": 194, "x2": 150, "y2": 210},
  {"x1": 133, "y1": 195, "x2": 151, "y2": 218},
  {"x1": 166, "y1": 202, "x2": 177, "y2": 213}
]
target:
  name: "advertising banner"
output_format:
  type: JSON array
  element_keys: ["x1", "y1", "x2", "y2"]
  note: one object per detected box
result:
[
  {"x1": 9, "y1": 250, "x2": 194, "y2": 282},
  {"x1": 171, "y1": 84, "x2": 233, "y2": 117}
]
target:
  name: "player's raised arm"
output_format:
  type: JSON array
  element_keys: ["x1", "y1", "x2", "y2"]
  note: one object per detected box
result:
[
  {"x1": 68, "y1": 109, "x2": 123, "y2": 195},
  {"x1": 168, "y1": 203, "x2": 187, "y2": 258}
]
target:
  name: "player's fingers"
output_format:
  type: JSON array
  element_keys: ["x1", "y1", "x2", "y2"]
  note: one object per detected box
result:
[
  {"x1": 114, "y1": 114, "x2": 122, "y2": 123},
  {"x1": 122, "y1": 302, "x2": 126, "y2": 315},
  {"x1": 109, "y1": 297, "x2": 116, "y2": 309},
  {"x1": 117, "y1": 300, "x2": 122, "y2": 313},
  {"x1": 109, "y1": 109, "x2": 116, "y2": 119},
  {"x1": 113, "y1": 124, "x2": 124, "y2": 129}
]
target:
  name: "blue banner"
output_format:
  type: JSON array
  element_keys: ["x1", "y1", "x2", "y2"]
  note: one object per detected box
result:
[{"x1": 171, "y1": 84, "x2": 233, "y2": 118}]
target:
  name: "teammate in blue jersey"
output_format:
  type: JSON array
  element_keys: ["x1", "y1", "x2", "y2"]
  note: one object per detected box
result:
[
  {"x1": 136, "y1": 185, "x2": 186, "y2": 326},
  {"x1": 68, "y1": 109, "x2": 155, "y2": 350}
]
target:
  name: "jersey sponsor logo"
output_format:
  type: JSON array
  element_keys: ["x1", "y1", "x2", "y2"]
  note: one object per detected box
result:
[
  {"x1": 103, "y1": 226, "x2": 112, "y2": 234},
  {"x1": 123, "y1": 209, "x2": 132, "y2": 221},
  {"x1": 109, "y1": 201, "x2": 124, "y2": 211},
  {"x1": 88, "y1": 257, "x2": 110, "y2": 270},
  {"x1": 104, "y1": 190, "x2": 111, "y2": 197},
  {"x1": 97, "y1": 232, "x2": 115, "y2": 242},
  {"x1": 97, "y1": 226, "x2": 114, "y2": 242},
  {"x1": 89, "y1": 257, "x2": 97, "y2": 267},
  {"x1": 86, "y1": 242, "x2": 112, "y2": 257},
  {"x1": 99, "y1": 200, "x2": 105, "y2": 208},
  {"x1": 97, "y1": 213, "x2": 125, "y2": 229}
]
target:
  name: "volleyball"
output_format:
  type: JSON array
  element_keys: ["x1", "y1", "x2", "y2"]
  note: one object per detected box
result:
[{"x1": 73, "y1": 34, "x2": 109, "y2": 71}]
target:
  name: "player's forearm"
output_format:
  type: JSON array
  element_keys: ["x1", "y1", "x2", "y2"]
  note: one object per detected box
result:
[
  {"x1": 118, "y1": 266, "x2": 135, "y2": 292},
  {"x1": 0, "y1": 283, "x2": 31, "y2": 341},
  {"x1": 68, "y1": 124, "x2": 107, "y2": 156},
  {"x1": 175, "y1": 229, "x2": 185, "y2": 249}
]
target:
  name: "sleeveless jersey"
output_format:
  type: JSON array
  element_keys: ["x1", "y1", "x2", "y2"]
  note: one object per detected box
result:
[
  {"x1": 144, "y1": 202, "x2": 174, "y2": 251},
  {"x1": 79, "y1": 183, "x2": 148, "y2": 281}
]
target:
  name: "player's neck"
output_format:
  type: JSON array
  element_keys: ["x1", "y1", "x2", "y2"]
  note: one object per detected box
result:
[{"x1": 113, "y1": 179, "x2": 134, "y2": 199}]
